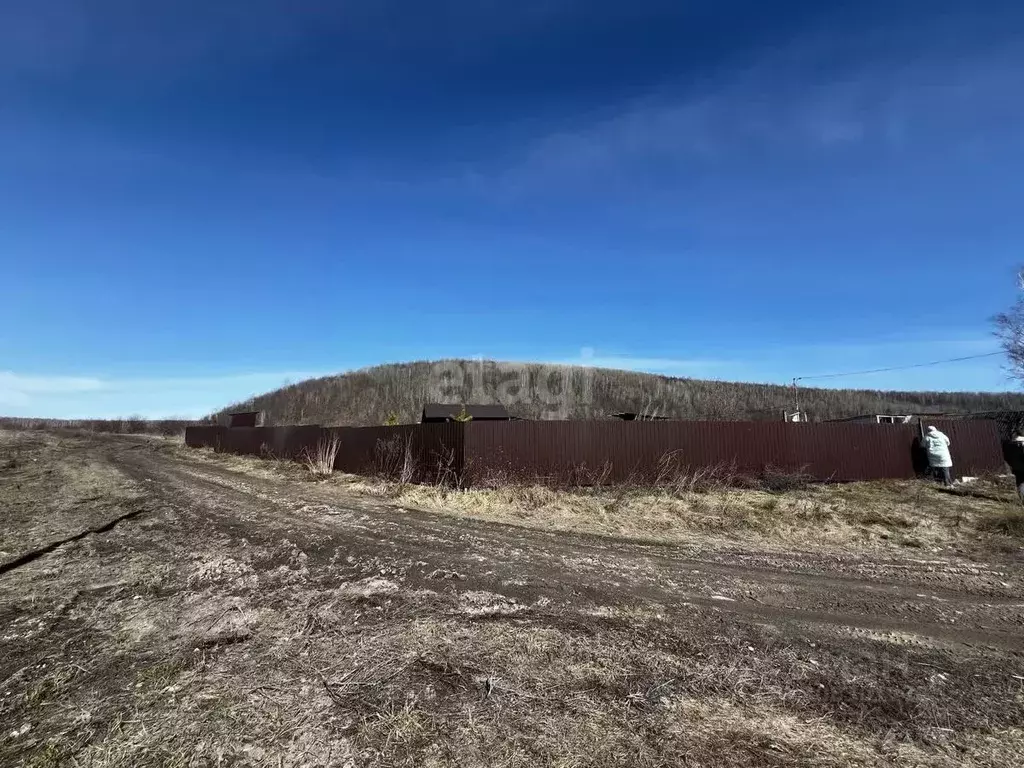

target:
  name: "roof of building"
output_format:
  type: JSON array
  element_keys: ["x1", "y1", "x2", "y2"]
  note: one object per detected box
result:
[
  {"x1": 226, "y1": 410, "x2": 262, "y2": 428},
  {"x1": 421, "y1": 403, "x2": 511, "y2": 421}
]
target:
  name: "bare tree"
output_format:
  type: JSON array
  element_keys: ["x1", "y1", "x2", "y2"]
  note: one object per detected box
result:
[
  {"x1": 217, "y1": 358, "x2": 1024, "y2": 426},
  {"x1": 995, "y1": 269, "x2": 1024, "y2": 384}
]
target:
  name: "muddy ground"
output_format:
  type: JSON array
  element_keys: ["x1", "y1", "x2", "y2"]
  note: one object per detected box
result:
[{"x1": 1, "y1": 430, "x2": 1023, "y2": 767}]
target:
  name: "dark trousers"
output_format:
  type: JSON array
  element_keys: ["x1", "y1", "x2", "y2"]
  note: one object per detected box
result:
[{"x1": 933, "y1": 467, "x2": 952, "y2": 486}]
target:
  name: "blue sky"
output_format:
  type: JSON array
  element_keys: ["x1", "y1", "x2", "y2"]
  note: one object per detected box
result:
[{"x1": 1, "y1": 0, "x2": 1022, "y2": 418}]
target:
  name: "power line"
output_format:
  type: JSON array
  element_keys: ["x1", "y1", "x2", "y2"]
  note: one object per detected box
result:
[{"x1": 794, "y1": 351, "x2": 1003, "y2": 383}]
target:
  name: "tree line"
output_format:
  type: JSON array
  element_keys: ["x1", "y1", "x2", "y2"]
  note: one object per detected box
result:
[{"x1": 220, "y1": 360, "x2": 1024, "y2": 426}]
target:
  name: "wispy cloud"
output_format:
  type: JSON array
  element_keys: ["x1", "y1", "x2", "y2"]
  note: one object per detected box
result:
[
  {"x1": 500, "y1": 37, "x2": 1024, "y2": 193},
  {"x1": 552, "y1": 337, "x2": 1008, "y2": 392},
  {"x1": 560, "y1": 349, "x2": 729, "y2": 378},
  {"x1": 0, "y1": 373, "x2": 105, "y2": 407},
  {"x1": 0, "y1": 370, "x2": 322, "y2": 419}
]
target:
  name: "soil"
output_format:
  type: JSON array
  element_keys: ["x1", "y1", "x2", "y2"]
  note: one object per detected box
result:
[{"x1": 2, "y1": 430, "x2": 1023, "y2": 767}]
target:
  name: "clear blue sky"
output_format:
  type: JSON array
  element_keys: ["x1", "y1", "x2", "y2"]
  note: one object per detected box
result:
[{"x1": 2, "y1": 1, "x2": 1022, "y2": 418}]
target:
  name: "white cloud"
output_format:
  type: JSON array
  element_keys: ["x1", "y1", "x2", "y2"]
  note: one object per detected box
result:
[
  {"x1": 0, "y1": 372, "x2": 105, "y2": 407},
  {"x1": 500, "y1": 38, "x2": 1024, "y2": 192},
  {"x1": 563, "y1": 349, "x2": 729, "y2": 378},
  {"x1": 0, "y1": 370, "x2": 322, "y2": 419},
  {"x1": 553, "y1": 337, "x2": 1009, "y2": 392}
]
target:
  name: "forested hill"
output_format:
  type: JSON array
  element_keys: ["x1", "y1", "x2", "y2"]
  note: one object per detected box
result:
[{"x1": 219, "y1": 360, "x2": 1024, "y2": 426}]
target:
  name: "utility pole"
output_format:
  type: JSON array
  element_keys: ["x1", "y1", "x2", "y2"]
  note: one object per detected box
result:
[{"x1": 792, "y1": 377, "x2": 801, "y2": 421}]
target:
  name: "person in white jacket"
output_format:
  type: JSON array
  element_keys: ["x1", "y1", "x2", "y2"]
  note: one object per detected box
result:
[{"x1": 922, "y1": 426, "x2": 953, "y2": 486}]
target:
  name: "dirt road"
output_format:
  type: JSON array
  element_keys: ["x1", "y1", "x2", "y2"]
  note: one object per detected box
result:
[
  {"x1": 2, "y1": 431, "x2": 1024, "y2": 767},
  {"x1": 110, "y1": 433, "x2": 1024, "y2": 651}
]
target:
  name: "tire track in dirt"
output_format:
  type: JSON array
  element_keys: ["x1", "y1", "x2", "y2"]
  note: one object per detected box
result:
[
  {"x1": 144, "y1": 452, "x2": 1024, "y2": 608},
  {"x1": 145, "y1": 455, "x2": 1024, "y2": 600},
  {"x1": 109, "y1": 439, "x2": 1024, "y2": 652},
  {"x1": 0, "y1": 504, "x2": 148, "y2": 577}
]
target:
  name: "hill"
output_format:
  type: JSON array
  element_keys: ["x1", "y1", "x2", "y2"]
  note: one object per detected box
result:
[{"x1": 220, "y1": 359, "x2": 1024, "y2": 426}]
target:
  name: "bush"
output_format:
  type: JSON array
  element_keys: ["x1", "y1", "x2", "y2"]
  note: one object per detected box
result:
[
  {"x1": 303, "y1": 434, "x2": 341, "y2": 478},
  {"x1": 654, "y1": 452, "x2": 738, "y2": 495},
  {"x1": 375, "y1": 434, "x2": 416, "y2": 484},
  {"x1": 565, "y1": 461, "x2": 614, "y2": 489},
  {"x1": 759, "y1": 465, "x2": 815, "y2": 494},
  {"x1": 672, "y1": 464, "x2": 739, "y2": 494}
]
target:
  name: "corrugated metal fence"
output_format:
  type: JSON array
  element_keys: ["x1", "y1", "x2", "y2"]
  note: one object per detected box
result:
[
  {"x1": 185, "y1": 423, "x2": 462, "y2": 483},
  {"x1": 184, "y1": 419, "x2": 1004, "y2": 486},
  {"x1": 461, "y1": 419, "x2": 1002, "y2": 484}
]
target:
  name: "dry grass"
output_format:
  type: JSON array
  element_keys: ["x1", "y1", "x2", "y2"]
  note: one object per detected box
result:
[
  {"x1": 977, "y1": 508, "x2": 1024, "y2": 537},
  {"x1": 340, "y1": 475, "x2": 1024, "y2": 554},
  {"x1": 4, "y1": 431, "x2": 1024, "y2": 767},
  {"x1": 303, "y1": 434, "x2": 342, "y2": 478},
  {"x1": 281, "y1": 602, "x2": 1024, "y2": 768},
  {"x1": 171, "y1": 439, "x2": 1024, "y2": 554}
]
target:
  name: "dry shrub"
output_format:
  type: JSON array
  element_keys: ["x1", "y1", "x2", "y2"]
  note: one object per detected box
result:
[
  {"x1": 670, "y1": 464, "x2": 739, "y2": 495},
  {"x1": 467, "y1": 455, "x2": 821, "y2": 499},
  {"x1": 651, "y1": 454, "x2": 819, "y2": 496},
  {"x1": 565, "y1": 461, "x2": 614, "y2": 489},
  {"x1": 757, "y1": 465, "x2": 815, "y2": 494},
  {"x1": 433, "y1": 445, "x2": 464, "y2": 490},
  {"x1": 375, "y1": 434, "x2": 417, "y2": 484},
  {"x1": 473, "y1": 466, "x2": 517, "y2": 490},
  {"x1": 655, "y1": 453, "x2": 738, "y2": 495},
  {"x1": 303, "y1": 433, "x2": 341, "y2": 478}
]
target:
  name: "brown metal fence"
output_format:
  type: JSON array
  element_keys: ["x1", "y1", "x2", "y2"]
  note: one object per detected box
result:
[
  {"x1": 184, "y1": 419, "x2": 1004, "y2": 486},
  {"x1": 184, "y1": 423, "x2": 463, "y2": 483},
  {"x1": 461, "y1": 419, "x2": 1003, "y2": 484},
  {"x1": 326, "y1": 423, "x2": 463, "y2": 482}
]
